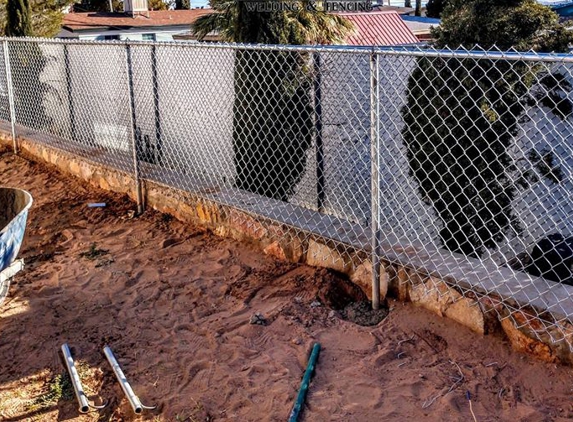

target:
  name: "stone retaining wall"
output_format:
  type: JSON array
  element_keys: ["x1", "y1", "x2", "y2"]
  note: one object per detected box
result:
[{"x1": 2, "y1": 130, "x2": 572, "y2": 365}]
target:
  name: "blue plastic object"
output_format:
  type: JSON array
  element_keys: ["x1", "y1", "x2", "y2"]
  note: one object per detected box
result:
[{"x1": 0, "y1": 188, "x2": 32, "y2": 272}]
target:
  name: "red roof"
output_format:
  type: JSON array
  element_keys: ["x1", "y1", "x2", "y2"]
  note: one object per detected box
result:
[
  {"x1": 62, "y1": 10, "x2": 211, "y2": 32},
  {"x1": 341, "y1": 11, "x2": 419, "y2": 46}
]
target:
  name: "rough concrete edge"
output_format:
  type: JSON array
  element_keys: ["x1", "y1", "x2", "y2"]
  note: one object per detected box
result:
[{"x1": 3, "y1": 133, "x2": 573, "y2": 365}]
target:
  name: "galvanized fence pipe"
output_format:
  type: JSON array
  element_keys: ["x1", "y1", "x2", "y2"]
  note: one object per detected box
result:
[
  {"x1": 125, "y1": 43, "x2": 144, "y2": 215},
  {"x1": 313, "y1": 52, "x2": 325, "y2": 213},
  {"x1": 3, "y1": 40, "x2": 17, "y2": 154},
  {"x1": 63, "y1": 44, "x2": 77, "y2": 142},
  {"x1": 370, "y1": 50, "x2": 381, "y2": 310},
  {"x1": 150, "y1": 44, "x2": 163, "y2": 166}
]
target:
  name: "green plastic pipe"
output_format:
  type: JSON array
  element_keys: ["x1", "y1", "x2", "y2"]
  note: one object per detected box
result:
[{"x1": 288, "y1": 343, "x2": 321, "y2": 422}]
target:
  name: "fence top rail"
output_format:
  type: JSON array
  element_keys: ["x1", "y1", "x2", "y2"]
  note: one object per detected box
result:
[{"x1": 1, "y1": 36, "x2": 573, "y2": 63}]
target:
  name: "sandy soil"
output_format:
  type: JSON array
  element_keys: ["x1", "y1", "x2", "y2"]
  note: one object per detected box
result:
[{"x1": 1, "y1": 147, "x2": 573, "y2": 422}]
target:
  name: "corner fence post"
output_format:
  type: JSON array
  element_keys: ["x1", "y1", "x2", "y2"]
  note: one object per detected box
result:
[
  {"x1": 125, "y1": 43, "x2": 144, "y2": 215},
  {"x1": 3, "y1": 40, "x2": 17, "y2": 154},
  {"x1": 370, "y1": 50, "x2": 381, "y2": 310}
]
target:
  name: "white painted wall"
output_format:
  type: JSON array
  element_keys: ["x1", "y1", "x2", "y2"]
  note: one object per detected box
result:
[
  {"x1": 57, "y1": 27, "x2": 193, "y2": 41},
  {"x1": 78, "y1": 30, "x2": 181, "y2": 41}
]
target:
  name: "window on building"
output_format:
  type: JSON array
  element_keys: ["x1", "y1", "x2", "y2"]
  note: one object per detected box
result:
[
  {"x1": 103, "y1": 35, "x2": 120, "y2": 41},
  {"x1": 142, "y1": 34, "x2": 156, "y2": 41}
]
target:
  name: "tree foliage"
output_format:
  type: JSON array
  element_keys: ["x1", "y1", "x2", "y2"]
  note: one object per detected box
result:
[
  {"x1": 73, "y1": 0, "x2": 122, "y2": 12},
  {"x1": 32, "y1": 0, "x2": 74, "y2": 37},
  {"x1": 174, "y1": 0, "x2": 189, "y2": 9},
  {"x1": 415, "y1": 0, "x2": 421, "y2": 16},
  {"x1": 401, "y1": 0, "x2": 573, "y2": 257},
  {"x1": 148, "y1": 0, "x2": 168, "y2": 10},
  {"x1": 0, "y1": 0, "x2": 74, "y2": 37},
  {"x1": 434, "y1": 0, "x2": 572, "y2": 51},
  {"x1": 425, "y1": 0, "x2": 446, "y2": 18},
  {"x1": 193, "y1": 0, "x2": 353, "y2": 45},
  {"x1": 193, "y1": 1, "x2": 353, "y2": 201},
  {"x1": 4, "y1": 0, "x2": 52, "y2": 140},
  {"x1": 5, "y1": 0, "x2": 31, "y2": 36}
]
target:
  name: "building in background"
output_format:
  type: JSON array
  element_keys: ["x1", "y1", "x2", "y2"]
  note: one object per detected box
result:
[
  {"x1": 538, "y1": 0, "x2": 573, "y2": 17},
  {"x1": 175, "y1": 10, "x2": 421, "y2": 44},
  {"x1": 57, "y1": 0, "x2": 211, "y2": 41},
  {"x1": 401, "y1": 15, "x2": 440, "y2": 42},
  {"x1": 341, "y1": 11, "x2": 420, "y2": 46}
]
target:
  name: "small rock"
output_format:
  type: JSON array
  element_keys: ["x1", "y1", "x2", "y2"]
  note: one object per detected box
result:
[
  {"x1": 291, "y1": 338, "x2": 302, "y2": 345},
  {"x1": 294, "y1": 297, "x2": 303, "y2": 303},
  {"x1": 161, "y1": 238, "x2": 179, "y2": 248},
  {"x1": 328, "y1": 310, "x2": 336, "y2": 319},
  {"x1": 310, "y1": 300, "x2": 322, "y2": 308},
  {"x1": 250, "y1": 312, "x2": 267, "y2": 326}
]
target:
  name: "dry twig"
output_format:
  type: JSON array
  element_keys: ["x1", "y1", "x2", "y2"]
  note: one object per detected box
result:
[{"x1": 421, "y1": 360, "x2": 465, "y2": 409}]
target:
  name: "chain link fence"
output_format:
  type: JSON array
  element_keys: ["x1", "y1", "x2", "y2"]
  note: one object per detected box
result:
[{"x1": 2, "y1": 38, "x2": 573, "y2": 349}]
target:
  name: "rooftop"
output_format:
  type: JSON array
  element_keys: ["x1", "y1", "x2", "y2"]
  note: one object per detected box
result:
[
  {"x1": 62, "y1": 9, "x2": 212, "y2": 32},
  {"x1": 341, "y1": 11, "x2": 419, "y2": 46},
  {"x1": 401, "y1": 15, "x2": 440, "y2": 38},
  {"x1": 371, "y1": 4, "x2": 416, "y2": 14}
]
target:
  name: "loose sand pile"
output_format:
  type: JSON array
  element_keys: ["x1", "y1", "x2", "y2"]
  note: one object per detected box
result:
[{"x1": 1, "y1": 148, "x2": 573, "y2": 421}]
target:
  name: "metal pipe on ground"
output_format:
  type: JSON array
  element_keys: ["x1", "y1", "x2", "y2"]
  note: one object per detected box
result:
[
  {"x1": 60, "y1": 343, "x2": 90, "y2": 413},
  {"x1": 103, "y1": 345, "x2": 156, "y2": 414}
]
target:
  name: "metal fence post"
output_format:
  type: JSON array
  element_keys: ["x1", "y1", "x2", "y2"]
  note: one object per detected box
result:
[
  {"x1": 370, "y1": 50, "x2": 381, "y2": 310},
  {"x1": 151, "y1": 44, "x2": 163, "y2": 165},
  {"x1": 125, "y1": 43, "x2": 144, "y2": 215},
  {"x1": 313, "y1": 52, "x2": 325, "y2": 213},
  {"x1": 3, "y1": 40, "x2": 17, "y2": 155},
  {"x1": 63, "y1": 44, "x2": 77, "y2": 142}
]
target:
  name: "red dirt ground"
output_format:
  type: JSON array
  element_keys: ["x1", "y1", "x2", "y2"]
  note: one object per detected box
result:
[{"x1": 1, "y1": 148, "x2": 573, "y2": 422}]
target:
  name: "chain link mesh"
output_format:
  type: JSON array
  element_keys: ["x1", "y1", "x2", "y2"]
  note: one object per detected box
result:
[{"x1": 3, "y1": 38, "x2": 573, "y2": 349}]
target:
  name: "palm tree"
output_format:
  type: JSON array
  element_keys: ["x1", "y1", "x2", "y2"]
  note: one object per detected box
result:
[
  {"x1": 193, "y1": 0, "x2": 353, "y2": 44},
  {"x1": 193, "y1": 1, "x2": 353, "y2": 201}
]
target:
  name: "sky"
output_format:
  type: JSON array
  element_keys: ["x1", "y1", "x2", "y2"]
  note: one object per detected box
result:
[{"x1": 191, "y1": 0, "x2": 210, "y2": 7}]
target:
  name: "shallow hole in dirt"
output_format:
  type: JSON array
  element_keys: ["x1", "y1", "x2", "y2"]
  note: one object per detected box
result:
[
  {"x1": 317, "y1": 270, "x2": 389, "y2": 326},
  {"x1": 340, "y1": 301, "x2": 389, "y2": 326}
]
